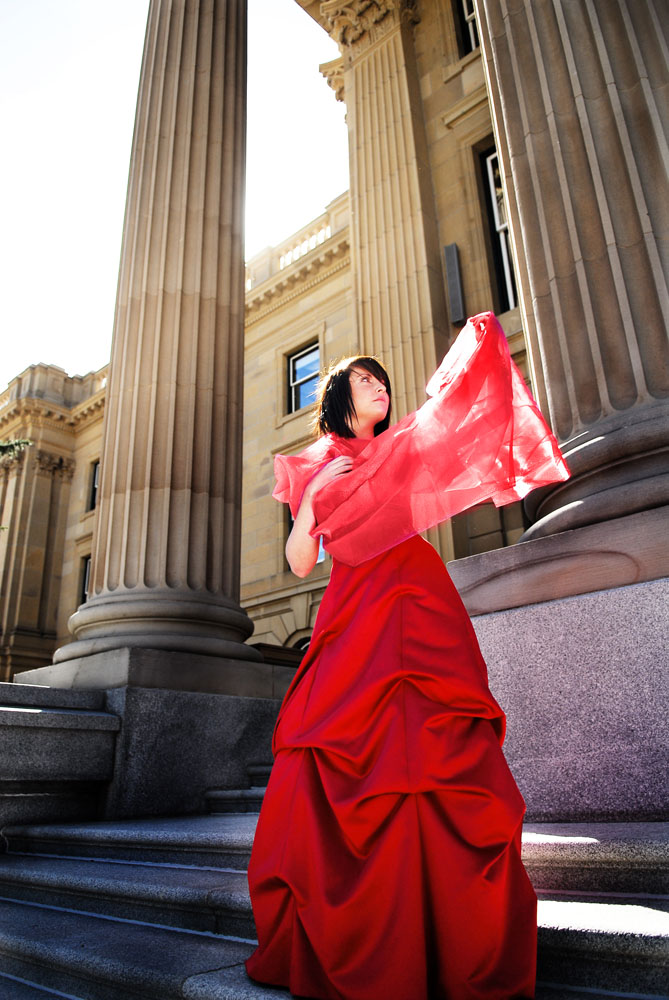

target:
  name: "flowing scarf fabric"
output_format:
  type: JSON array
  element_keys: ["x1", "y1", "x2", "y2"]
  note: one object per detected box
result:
[{"x1": 273, "y1": 312, "x2": 569, "y2": 565}]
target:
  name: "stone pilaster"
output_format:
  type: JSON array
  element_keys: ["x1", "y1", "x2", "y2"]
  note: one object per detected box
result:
[
  {"x1": 475, "y1": 0, "x2": 669, "y2": 543},
  {"x1": 324, "y1": 0, "x2": 448, "y2": 418},
  {"x1": 22, "y1": 0, "x2": 262, "y2": 692},
  {"x1": 0, "y1": 450, "x2": 74, "y2": 679}
]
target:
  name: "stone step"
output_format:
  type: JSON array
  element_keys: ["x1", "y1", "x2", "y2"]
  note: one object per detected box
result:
[
  {"x1": 524, "y1": 822, "x2": 669, "y2": 894},
  {"x1": 246, "y1": 764, "x2": 272, "y2": 788},
  {"x1": 0, "y1": 683, "x2": 106, "y2": 712},
  {"x1": 7, "y1": 816, "x2": 667, "y2": 891},
  {"x1": 0, "y1": 973, "x2": 87, "y2": 998},
  {"x1": 3, "y1": 815, "x2": 257, "y2": 868},
  {"x1": 205, "y1": 788, "x2": 265, "y2": 814},
  {"x1": 0, "y1": 854, "x2": 254, "y2": 938},
  {"x1": 0, "y1": 897, "x2": 290, "y2": 1000},
  {"x1": 536, "y1": 892, "x2": 669, "y2": 995},
  {"x1": 0, "y1": 700, "x2": 122, "y2": 828}
]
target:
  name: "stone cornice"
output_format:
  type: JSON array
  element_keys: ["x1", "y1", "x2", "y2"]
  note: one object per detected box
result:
[
  {"x1": 0, "y1": 389, "x2": 106, "y2": 435},
  {"x1": 69, "y1": 390, "x2": 106, "y2": 429},
  {"x1": 245, "y1": 234, "x2": 350, "y2": 325}
]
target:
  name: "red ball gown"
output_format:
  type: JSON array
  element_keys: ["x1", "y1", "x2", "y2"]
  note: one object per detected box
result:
[{"x1": 245, "y1": 314, "x2": 569, "y2": 999}]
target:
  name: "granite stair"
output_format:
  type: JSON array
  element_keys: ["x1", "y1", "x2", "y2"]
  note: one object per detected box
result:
[
  {"x1": 0, "y1": 813, "x2": 666, "y2": 999},
  {"x1": 205, "y1": 763, "x2": 271, "y2": 815}
]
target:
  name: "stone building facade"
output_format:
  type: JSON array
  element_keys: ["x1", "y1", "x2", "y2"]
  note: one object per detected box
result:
[
  {"x1": 3, "y1": 0, "x2": 666, "y2": 698},
  {"x1": 0, "y1": 366, "x2": 106, "y2": 680},
  {"x1": 1, "y1": 0, "x2": 665, "y2": 825}
]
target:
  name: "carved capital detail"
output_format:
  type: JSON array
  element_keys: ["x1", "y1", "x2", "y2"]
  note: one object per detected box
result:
[
  {"x1": 34, "y1": 450, "x2": 76, "y2": 480},
  {"x1": 1, "y1": 449, "x2": 25, "y2": 472},
  {"x1": 321, "y1": 0, "x2": 396, "y2": 46},
  {"x1": 320, "y1": 56, "x2": 345, "y2": 102}
]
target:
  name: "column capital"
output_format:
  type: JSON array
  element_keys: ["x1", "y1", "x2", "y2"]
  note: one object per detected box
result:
[
  {"x1": 321, "y1": 0, "x2": 418, "y2": 49},
  {"x1": 320, "y1": 56, "x2": 345, "y2": 102},
  {"x1": 34, "y1": 450, "x2": 75, "y2": 480}
]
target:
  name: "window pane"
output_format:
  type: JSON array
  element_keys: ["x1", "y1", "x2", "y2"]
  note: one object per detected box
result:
[
  {"x1": 292, "y1": 347, "x2": 319, "y2": 383},
  {"x1": 294, "y1": 374, "x2": 318, "y2": 410}
]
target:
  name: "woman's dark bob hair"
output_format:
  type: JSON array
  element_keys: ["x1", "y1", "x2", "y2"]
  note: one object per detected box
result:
[{"x1": 312, "y1": 356, "x2": 392, "y2": 438}]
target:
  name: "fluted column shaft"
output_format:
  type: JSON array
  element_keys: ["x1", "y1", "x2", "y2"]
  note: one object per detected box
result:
[
  {"x1": 476, "y1": 0, "x2": 669, "y2": 539},
  {"x1": 54, "y1": 0, "x2": 260, "y2": 670},
  {"x1": 326, "y1": 2, "x2": 448, "y2": 418}
]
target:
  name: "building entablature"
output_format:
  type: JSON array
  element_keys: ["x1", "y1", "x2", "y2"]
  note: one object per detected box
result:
[
  {"x1": 245, "y1": 231, "x2": 350, "y2": 327},
  {"x1": 0, "y1": 368, "x2": 108, "y2": 438}
]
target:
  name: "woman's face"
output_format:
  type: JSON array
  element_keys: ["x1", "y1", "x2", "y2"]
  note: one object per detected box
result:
[{"x1": 348, "y1": 367, "x2": 390, "y2": 431}]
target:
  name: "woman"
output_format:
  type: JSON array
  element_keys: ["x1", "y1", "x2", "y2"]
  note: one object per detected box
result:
[{"x1": 246, "y1": 312, "x2": 569, "y2": 999}]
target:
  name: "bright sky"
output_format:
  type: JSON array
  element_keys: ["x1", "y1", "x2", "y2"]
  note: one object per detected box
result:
[{"x1": 0, "y1": 0, "x2": 348, "y2": 392}]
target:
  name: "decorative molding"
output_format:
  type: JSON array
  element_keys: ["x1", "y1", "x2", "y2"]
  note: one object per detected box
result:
[
  {"x1": 245, "y1": 255, "x2": 351, "y2": 329},
  {"x1": 441, "y1": 84, "x2": 489, "y2": 131},
  {"x1": 320, "y1": 56, "x2": 345, "y2": 102},
  {"x1": 320, "y1": 0, "x2": 396, "y2": 46},
  {"x1": 34, "y1": 450, "x2": 76, "y2": 480},
  {"x1": 0, "y1": 390, "x2": 106, "y2": 435},
  {"x1": 245, "y1": 234, "x2": 350, "y2": 322}
]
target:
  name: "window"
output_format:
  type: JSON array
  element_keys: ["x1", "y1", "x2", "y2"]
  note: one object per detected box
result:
[
  {"x1": 454, "y1": 0, "x2": 479, "y2": 57},
  {"x1": 288, "y1": 343, "x2": 320, "y2": 414},
  {"x1": 80, "y1": 555, "x2": 91, "y2": 606},
  {"x1": 480, "y1": 146, "x2": 517, "y2": 314},
  {"x1": 88, "y1": 459, "x2": 100, "y2": 511}
]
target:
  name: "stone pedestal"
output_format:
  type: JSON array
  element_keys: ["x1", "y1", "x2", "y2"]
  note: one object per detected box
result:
[
  {"x1": 18, "y1": 0, "x2": 262, "y2": 693},
  {"x1": 471, "y1": 577, "x2": 669, "y2": 821}
]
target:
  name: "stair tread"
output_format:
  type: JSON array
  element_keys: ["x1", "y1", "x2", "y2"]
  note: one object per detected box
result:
[
  {"x1": 3, "y1": 814, "x2": 257, "y2": 850},
  {"x1": 524, "y1": 822, "x2": 669, "y2": 864},
  {"x1": 0, "y1": 975, "x2": 72, "y2": 998},
  {"x1": 1, "y1": 852, "x2": 666, "y2": 950},
  {"x1": 0, "y1": 897, "x2": 254, "y2": 998},
  {"x1": 537, "y1": 897, "x2": 669, "y2": 946},
  {"x1": 0, "y1": 855, "x2": 251, "y2": 909}
]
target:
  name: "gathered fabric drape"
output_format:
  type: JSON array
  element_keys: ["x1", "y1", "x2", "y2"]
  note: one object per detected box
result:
[{"x1": 246, "y1": 313, "x2": 568, "y2": 999}]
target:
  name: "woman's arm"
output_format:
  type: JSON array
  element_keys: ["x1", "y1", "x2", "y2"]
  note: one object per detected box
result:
[{"x1": 285, "y1": 455, "x2": 353, "y2": 577}]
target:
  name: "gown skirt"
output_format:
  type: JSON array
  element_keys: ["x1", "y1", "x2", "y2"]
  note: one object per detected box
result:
[{"x1": 245, "y1": 536, "x2": 537, "y2": 999}]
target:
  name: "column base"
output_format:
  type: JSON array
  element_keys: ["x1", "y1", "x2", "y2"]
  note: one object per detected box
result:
[
  {"x1": 15, "y1": 645, "x2": 290, "y2": 699},
  {"x1": 448, "y1": 505, "x2": 668, "y2": 617}
]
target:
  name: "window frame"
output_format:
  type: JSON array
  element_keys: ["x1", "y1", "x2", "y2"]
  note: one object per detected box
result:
[
  {"x1": 80, "y1": 554, "x2": 91, "y2": 606},
  {"x1": 453, "y1": 0, "x2": 479, "y2": 58},
  {"x1": 87, "y1": 459, "x2": 100, "y2": 512},
  {"x1": 478, "y1": 144, "x2": 518, "y2": 315},
  {"x1": 287, "y1": 342, "x2": 320, "y2": 415}
]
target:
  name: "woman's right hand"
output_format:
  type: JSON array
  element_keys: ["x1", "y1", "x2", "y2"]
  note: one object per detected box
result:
[{"x1": 305, "y1": 455, "x2": 354, "y2": 499}]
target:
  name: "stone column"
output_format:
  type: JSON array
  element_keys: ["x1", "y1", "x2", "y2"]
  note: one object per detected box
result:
[
  {"x1": 20, "y1": 0, "x2": 262, "y2": 693},
  {"x1": 475, "y1": 0, "x2": 669, "y2": 544},
  {"x1": 321, "y1": 0, "x2": 453, "y2": 559},
  {"x1": 322, "y1": 0, "x2": 449, "y2": 418}
]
